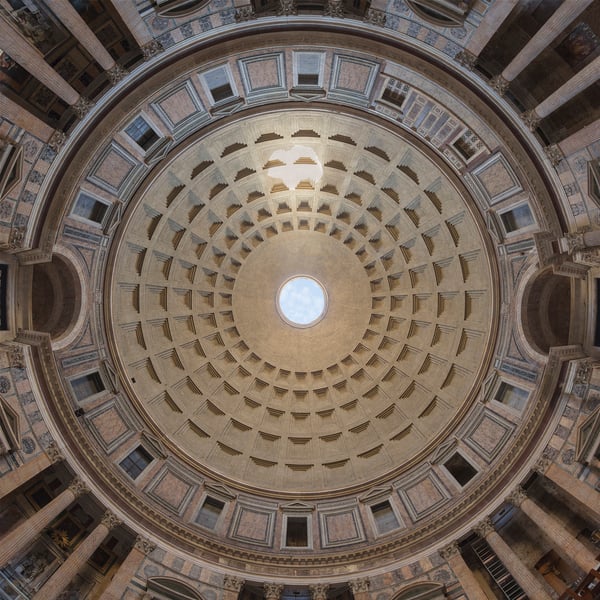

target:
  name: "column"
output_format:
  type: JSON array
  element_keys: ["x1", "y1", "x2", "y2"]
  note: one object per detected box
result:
[
  {"x1": 106, "y1": 0, "x2": 163, "y2": 60},
  {"x1": 522, "y1": 55, "x2": 600, "y2": 130},
  {"x1": 32, "y1": 511, "x2": 122, "y2": 600},
  {"x1": 101, "y1": 535, "x2": 156, "y2": 600},
  {"x1": 508, "y1": 487, "x2": 598, "y2": 573},
  {"x1": 474, "y1": 519, "x2": 552, "y2": 600},
  {"x1": 310, "y1": 584, "x2": 329, "y2": 600},
  {"x1": 455, "y1": 0, "x2": 518, "y2": 69},
  {"x1": 439, "y1": 542, "x2": 492, "y2": 599},
  {"x1": 0, "y1": 15, "x2": 80, "y2": 107},
  {"x1": 223, "y1": 575, "x2": 244, "y2": 600},
  {"x1": 349, "y1": 578, "x2": 370, "y2": 600},
  {"x1": 541, "y1": 463, "x2": 600, "y2": 522},
  {"x1": 0, "y1": 477, "x2": 88, "y2": 566},
  {"x1": 491, "y1": 0, "x2": 594, "y2": 93},
  {"x1": 264, "y1": 583, "x2": 284, "y2": 600},
  {"x1": 44, "y1": 0, "x2": 126, "y2": 84}
]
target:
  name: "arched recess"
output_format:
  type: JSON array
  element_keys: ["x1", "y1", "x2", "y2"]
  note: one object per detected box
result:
[
  {"x1": 146, "y1": 576, "x2": 204, "y2": 600},
  {"x1": 30, "y1": 249, "x2": 86, "y2": 349},
  {"x1": 520, "y1": 266, "x2": 571, "y2": 356},
  {"x1": 392, "y1": 582, "x2": 445, "y2": 600}
]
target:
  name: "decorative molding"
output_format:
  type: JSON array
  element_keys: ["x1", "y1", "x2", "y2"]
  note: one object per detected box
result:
[
  {"x1": 473, "y1": 517, "x2": 494, "y2": 538},
  {"x1": 235, "y1": 5, "x2": 256, "y2": 21},
  {"x1": 439, "y1": 541, "x2": 460, "y2": 560},
  {"x1": 489, "y1": 75, "x2": 509, "y2": 96},
  {"x1": 363, "y1": 8, "x2": 386, "y2": 26},
  {"x1": 72, "y1": 96, "x2": 94, "y2": 119},
  {"x1": 324, "y1": 0, "x2": 344, "y2": 17},
  {"x1": 7, "y1": 345, "x2": 24, "y2": 369},
  {"x1": 107, "y1": 64, "x2": 128, "y2": 85},
  {"x1": 455, "y1": 49, "x2": 477, "y2": 70},
  {"x1": 48, "y1": 130, "x2": 67, "y2": 152},
  {"x1": 223, "y1": 575, "x2": 244, "y2": 592},
  {"x1": 506, "y1": 485, "x2": 527, "y2": 507},
  {"x1": 134, "y1": 535, "x2": 156, "y2": 555},
  {"x1": 521, "y1": 109, "x2": 541, "y2": 131},
  {"x1": 349, "y1": 578, "x2": 370, "y2": 593},
  {"x1": 544, "y1": 144, "x2": 563, "y2": 167},
  {"x1": 310, "y1": 584, "x2": 329, "y2": 600},
  {"x1": 277, "y1": 0, "x2": 296, "y2": 15},
  {"x1": 46, "y1": 441, "x2": 65, "y2": 464},
  {"x1": 68, "y1": 477, "x2": 90, "y2": 498},
  {"x1": 101, "y1": 511, "x2": 123, "y2": 531},
  {"x1": 264, "y1": 583, "x2": 284, "y2": 600},
  {"x1": 142, "y1": 40, "x2": 164, "y2": 60}
]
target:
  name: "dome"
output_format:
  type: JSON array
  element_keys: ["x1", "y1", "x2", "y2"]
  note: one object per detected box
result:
[{"x1": 0, "y1": 1, "x2": 599, "y2": 599}]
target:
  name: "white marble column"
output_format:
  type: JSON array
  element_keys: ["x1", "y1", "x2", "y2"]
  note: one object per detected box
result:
[
  {"x1": 491, "y1": 0, "x2": 594, "y2": 93},
  {"x1": 0, "y1": 93, "x2": 54, "y2": 141},
  {"x1": 440, "y1": 542, "x2": 492, "y2": 599},
  {"x1": 0, "y1": 15, "x2": 80, "y2": 106},
  {"x1": 0, "y1": 477, "x2": 88, "y2": 566},
  {"x1": 508, "y1": 486, "x2": 598, "y2": 574},
  {"x1": 522, "y1": 55, "x2": 600, "y2": 129},
  {"x1": 475, "y1": 519, "x2": 552, "y2": 600},
  {"x1": 32, "y1": 511, "x2": 122, "y2": 600},
  {"x1": 45, "y1": 0, "x2": 126, "y2": 83}
]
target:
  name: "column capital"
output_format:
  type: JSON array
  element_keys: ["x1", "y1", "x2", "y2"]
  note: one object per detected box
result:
[
  {"x1": 439, "y1": 541, "x2": 460, "y2": 560},
  {"x1": 363, "y1": 8, "x2": 386, "y2": 26},
  {"x1": 101, "y1": 511, "x2": 122, "y2": 531},
  {"x1": 474, "y1": 517, "x2": 495, "y2": 538},
  {"x1": 506, "y1": 485, "x2": 527, "y2": 507},
  {"x1": 544, "y1": 144, "x2": 563, "y2": 167},
  {"x1": 134, "y1": 535, "x2": 156, "y2": 555},
  {"x1": 309, "y1": 583, "x2": 329, "y2": 600},
  {"x1": 223, "y1": 575, "x2": 245, "y2": 591},
  {"x1": 349, "y1": 578, "x2": 370, "y2": 593},
  {"x1": 264, "y1": 583, "x2": 284, "y2": 600},
  {"x1": 534, "y1": 455, "x2": 552, "y2": 475},
  {"x1": 107, "y1": 64, "x2": 128, "y2": 85},
  {"x1": 73, "y1": 96, "x2": 94, "y2": 119},
  {"x1": 8, "y1": 226, "x2": 26, "y2": 250},
  {"x1": 68, "y1": 477, "x2": 89, "y2": 498},
  {"x1": 48, "y1": 130, "x2": 67, "y2": 152},
  {"x1": 277, "y1": 0, "x2": 297, "y2": 15},
  {"x1": 46, "y1": 441, "x2": 64, "y2": 464},
  {"x1": 7, "y1": 345, "x2": 24, "y2": 369},
  {"x1": 324, "y1": 0, "x2": 344, "y2": 17},
  {"x1": 141, "y1": 40, "x2": 164, "y2": 60},
  {"x1": 455, "y1": 49, "x2": 477, "y2": 70},
  {"x1": 235, "y1": 6, "x2": 256, "y2": 22},
  {"x1": 490, "y1": 74, "x2": 509, "y2": 95},
  {"x1": 521, "y1": 109, "x2": 541, "y2": 131}
]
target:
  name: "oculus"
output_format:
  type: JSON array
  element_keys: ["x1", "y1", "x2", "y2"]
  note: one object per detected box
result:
[{"x1": 277, "y1": 276, "x2": 327, "y2": 327}]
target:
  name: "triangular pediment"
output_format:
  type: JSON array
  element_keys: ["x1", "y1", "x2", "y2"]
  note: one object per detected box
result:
[
  {"x1": 576, "y1": 406, "x2": 600, "y2": 462},
  {"x1": 205, "y1": 482, "x2": 236, "y2": 500},
  {"x1": 359, "y1": 485, "x2": 392, "y2": 503},
  {"x1": 430, "y1": 437, "x2": 458, "y2": 463},
  {"x1": 209, "y1": 97, "x2": 245, "y2": 117},
  {"x1": 289, "y1": 87, "x2": 326, "y2": 102},
  {"x1": 280, "y1": 501, "x2": 315, "y2": 512}
]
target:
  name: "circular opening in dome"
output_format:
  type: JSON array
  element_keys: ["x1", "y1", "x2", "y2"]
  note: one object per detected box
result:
[{"x1": 277, "y1": 276, "x2": 327, "y2": 328}]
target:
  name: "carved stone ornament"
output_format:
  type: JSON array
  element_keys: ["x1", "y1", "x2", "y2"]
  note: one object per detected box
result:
[
  {"x1": 324, "y1": 0, "x2": 344, "y2": 18},
  {"x1": 544, "y1": 144, "x2": 563, "y2": 167},
  {"x1": 134, "y1": 535, "x2": 156, "y2": 555},
  {"x1": 521, "y1": 109, "x2": 541, "y2": 132},
  {"x1": 439, "y1": 541, "x2": 460, "y2": 560},
  {"x1": 489, "y1": 74, "x2": 509, "y2": 96},
  {"x1": 235, "y1": 6, "x2": 256, "y2": 21},
  {"x1": 454, "y1": 49, "x2": 477, "y2": 70},
  {"x1": 72, "y1": 96, "x2": 94, "y2": 119},
  {"x1": 68, "y1": 477, "x2": 90, "y2": 498},
  {"x1": 101, "y1": 511, "x2": 123, "y2": 530},
  {"x1": 473, "y1": 517, "x2": 495, "y2": 538},
  {"x1": 48, "y1": 130, "x2": 67, "y2": 152},
  {"x1": 223, "y1": 575, "x2": 245, "y2": 591},
  {"x1": 349, "y1": 578, "x2": 370, "y2": 593},
  {"x1": 107, "y1": 64, "x2": 128, "y2": 85},
  {"x1": 277, "y1": 0, "x2": 297, "y2": 15},
  {"x1": 46, "y1": 441, "x2": 65, "y2": 464},
  {"x1": 506, "y1": 485, "x2": 527, "y2": 507},
  {"x1": 565, "y1": 231, "x2": 586, "y2": 253},
  {"x1": 310, "y1": 584, "x2": 329, "y2": 600},
  {"x1": 14, "y1": 9, "x2": 51, "y2": 44},
  {"x1": 363, "y1": 8, "x2": 386, "y2": 25},
  {"x1": 574, "y1": 359, "x2": 596, "y2": 385},
  {"x1": 8, "y1": 345, "x2": 25, "y2": 369},
  {"x1": 534, "y1": 454, "x2": 551, "y2": 475},
  {"x1": 141, "y1": 40, "x2": 164, "y2": 60},
  {"x1": 8, "y1": 226, "x2": 25, "y2": 250},
  {"x1": 264, "y1": 583, "x2": 285, "y2": 600}
]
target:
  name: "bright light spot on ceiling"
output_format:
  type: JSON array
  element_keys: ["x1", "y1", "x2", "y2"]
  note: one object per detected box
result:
[
  {"x1": 277, "y1": 276, "x2": 327, "y2": 327},
  {"x1": 266, "y1": 145, "x2": 323, "y2": 189}
]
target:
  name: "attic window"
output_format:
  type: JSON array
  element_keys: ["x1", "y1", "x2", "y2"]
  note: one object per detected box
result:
[
  {"x1": 285, "y1": 515, "x2": 309, "y2": 547},
  {"x1": 495, "y1": 382, "x2": 528, "y2": 411},
  {"x1": 72, "y1": 192, "x2": 111, "y2": 225},
  {"x1": 203, "y1": 67, "x2": 235, "y2": 104},
  {"x1": 589, "y1": 160, "x2": 600, "y2": 206},
  {"x1": 70, "y1": 371, "x2": 105, "y2": 401},
  {"x1": 499, "y1": 203, "x2": 535, "y2": 233},
  {"x1": 196, "y1": 496, "x2": 225, "y2": 529},
  {"x1": 119, "y1": 445, "x2": 153, "y2": 480},
  {"x1": 125, "y1": 116, "x2": 160, "y2": 152},
  {"x1": 371, "y1": 500, "x2": 399, "y2": 534},
  {"x1": 444, "y1": 452, "x2": 477, "y2": 486},
  {"x1": 295, "y1": 52, "x2": 322, "y2": 87}
]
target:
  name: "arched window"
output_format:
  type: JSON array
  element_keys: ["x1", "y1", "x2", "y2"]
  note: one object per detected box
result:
[
  {"x1": 146, "y1": 576, "x2": 204, "y2": 600},
  {"x1": 392, "y1": 582, "x2": 445, "y2": 600}
]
